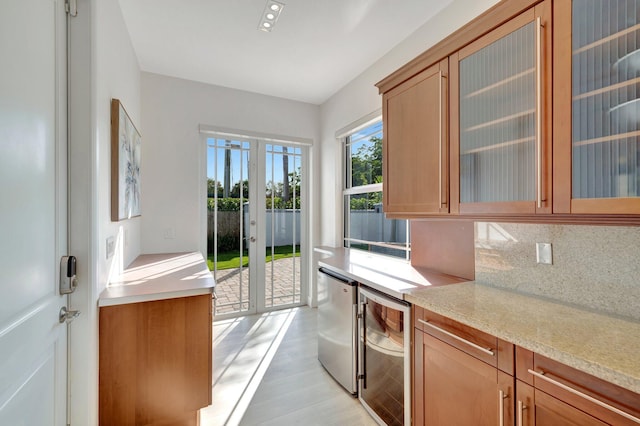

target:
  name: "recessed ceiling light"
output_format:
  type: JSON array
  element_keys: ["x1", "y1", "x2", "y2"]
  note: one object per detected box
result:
[{"x1": 258, "y1": 1, "x2": 285, "y2": 32}]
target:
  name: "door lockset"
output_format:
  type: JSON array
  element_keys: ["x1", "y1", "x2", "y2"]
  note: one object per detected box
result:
[{"x1": 60, "y1": 256, "x2": 78, "y2": 294}]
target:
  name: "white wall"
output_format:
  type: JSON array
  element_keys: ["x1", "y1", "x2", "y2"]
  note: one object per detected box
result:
[
  {"x1": 140, "y1": 73, "x2": 320, "y2": 255},
  {"x1": 95, "y1": 1, "x2": 142, "y2": 286},
  {"x1": 68, "y1": 0, "x2": 141, "y2": 424},
  {"x1": 318, "y1": 0, "x2": 500, "y2": 246}
]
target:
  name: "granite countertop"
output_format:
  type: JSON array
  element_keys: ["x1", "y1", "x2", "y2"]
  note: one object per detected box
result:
[
  {"x1": 316, "y1": 247, "x2": 640, "y2": 395},
  {"x1": 99, "y1": 252, "x2": 215, "y2": 307}
]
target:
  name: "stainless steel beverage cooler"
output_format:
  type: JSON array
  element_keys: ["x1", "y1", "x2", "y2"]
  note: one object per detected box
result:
[{"x1": 358, "y1": 286, "x2": 411, "y2": 426}]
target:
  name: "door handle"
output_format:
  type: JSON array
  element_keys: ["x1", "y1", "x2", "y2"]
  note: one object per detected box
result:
[{"x1": 59, "y1": 306, "x2": 81, "y2": 324}]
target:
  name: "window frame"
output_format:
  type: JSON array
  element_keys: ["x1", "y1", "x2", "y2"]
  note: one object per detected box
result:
[{"x1": 341, "y1": 118, "x2": 411, "y2": 261}]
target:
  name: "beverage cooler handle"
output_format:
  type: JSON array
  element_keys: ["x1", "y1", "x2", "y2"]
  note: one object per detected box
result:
[{"x1": 360, "y1": 301, "x2": 367, "y2": 390}]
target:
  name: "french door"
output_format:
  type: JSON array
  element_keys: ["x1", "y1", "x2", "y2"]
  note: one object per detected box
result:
[{"x1": 205, "y1": 136, "x2": 307, "y2": 318}]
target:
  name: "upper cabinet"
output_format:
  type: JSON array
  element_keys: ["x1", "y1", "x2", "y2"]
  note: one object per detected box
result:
[
  {"x1": 452, "y1": 1, "x2": 552, "y2": 215},
  {"x1": 378, "y1": 0, "x2": 640, "y2": 221},
  {"x1": 554, "y1": 0, "x2": 640, "y2": 214},
  {"x1": 383, "y1": 58, "x2": 449, "y2": 216}
]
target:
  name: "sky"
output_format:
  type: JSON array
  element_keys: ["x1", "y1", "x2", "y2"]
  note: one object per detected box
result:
[{"x1": 206, "y1": 138, "x2": 302, "y2": 192}]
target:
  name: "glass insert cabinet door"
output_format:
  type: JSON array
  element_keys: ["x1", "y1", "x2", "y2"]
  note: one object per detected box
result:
[
  {"x1": 454, "y1": 1, "x2": 552, "y2": 214},
  {"x1": 569, "y1": 0, "x2": 640, "y2": 213}
]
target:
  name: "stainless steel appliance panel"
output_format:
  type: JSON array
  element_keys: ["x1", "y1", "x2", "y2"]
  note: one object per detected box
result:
[
  {"x1": 317, "y1": 267, "x2": 358, "y2": 394},
  {"x1": 359, "y1": 286, "x2": 411, "y2": 426}
]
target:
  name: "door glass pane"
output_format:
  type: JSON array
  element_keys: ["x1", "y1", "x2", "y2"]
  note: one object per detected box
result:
[
  {"x1": 264, "y1": 144, "x2": 303, "y2": 308},
  {"x1": 459, "y1": 22, "x2": 536, "y2": 203},
  {"x1": 572, "y1": 0, "x2": 640, "y2": 198},
  {"x1": 207, "y1": 138, "x2": 251, "y2": 316}
]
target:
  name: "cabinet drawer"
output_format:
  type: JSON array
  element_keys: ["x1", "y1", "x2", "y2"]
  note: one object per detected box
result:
[
  {"x1": 517, "y1": 348, "x2": 640, "y2": 425},
  {"x1": 415, "y1": 308, "x2": 513, "y2": 374}
]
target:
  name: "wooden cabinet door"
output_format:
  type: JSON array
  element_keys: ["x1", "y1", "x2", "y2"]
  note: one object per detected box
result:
[
  {"x1": 516, "y1": 380, "x2": 607, "y2": 426},
  {"x1": 383, "y1": 58, "x2": 449, "y2": 216},
  {"x1": 452, "y1": 0, "x2": 552, "y2": 215},
  {"x1": 99, "y1": 294, "x2": 212, "y2": 426},
  {"x1": 414, "y1": 330, "x2": 514, "y2": 426},
  {"x1": 554, "y1": 0, "x2": 640, "y2": 214}
]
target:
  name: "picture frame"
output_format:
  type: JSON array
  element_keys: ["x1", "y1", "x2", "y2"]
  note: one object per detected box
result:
[{"x1": 111, "y1": 98, "x2": 141, "y2": 221}]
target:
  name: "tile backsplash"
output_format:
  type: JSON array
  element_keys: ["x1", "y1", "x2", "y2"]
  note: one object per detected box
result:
[{"x1": 475, "y1": 222, "x2": 640, "y2": 321}]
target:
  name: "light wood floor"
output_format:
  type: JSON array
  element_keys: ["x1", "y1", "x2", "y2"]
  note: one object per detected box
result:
[{"x1": 199, "y1": 306, "x2": 377, "y2": 426}]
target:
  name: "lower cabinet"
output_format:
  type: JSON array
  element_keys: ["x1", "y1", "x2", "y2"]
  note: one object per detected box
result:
[
  {"x1": 413, "y1": 308, "x2": 640, "y2": 426},
  {"x1": 515, "y1": 348, "x2": 640, "y2": 426},
  {"x1": 413, "y1": 307, "x2": 514, "y2": 426},
  {"x1": 99, "y1": 294, "x2": 212, "y2": 426}
]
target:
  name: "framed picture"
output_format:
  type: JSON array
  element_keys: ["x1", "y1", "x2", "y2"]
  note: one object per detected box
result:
[{"x1": 111, "y1": 98, "x2": 141, "y2": 221}]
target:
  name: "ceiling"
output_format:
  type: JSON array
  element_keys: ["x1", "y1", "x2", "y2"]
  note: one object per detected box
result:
[{"x1": 118, "y1": 0, "x2": 451, "y2": 105}]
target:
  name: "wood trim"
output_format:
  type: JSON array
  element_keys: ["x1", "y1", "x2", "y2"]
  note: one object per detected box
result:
[
  {"x1": 553, "y1": 0, "x2": 575, "y2": 214},
  {"x1": 571, "y1": 198, "x2": 640, "y2": 215},
  {"x1": 110, "y1": 99, "x2": 120, "y2": 222},
  {"x1": 376, "y1": 0, "x2": 545, "y2": 94},
  {"x1": 386, "y1": 212, "x2": 640, "y2": 225},
  {"x1": 413, "y1": 328, "x2": 425, "y2": 426},
  {"x1": 515, "y1": 346, "x2": 534, "y2": 386},
  {"x1": 458, "y1": 8, "x2": 536, "y2": 60},
  {"x1": 497, "y1": 339, "x2": 515, "y2": 376},
  {"x1": 449, "y1": 51, "x2": 461, "y2": 215}
]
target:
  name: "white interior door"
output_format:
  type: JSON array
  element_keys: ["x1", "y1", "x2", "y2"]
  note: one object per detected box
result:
[{"x1": 0, "y1": 0, "x2": 69, "y2": 424}]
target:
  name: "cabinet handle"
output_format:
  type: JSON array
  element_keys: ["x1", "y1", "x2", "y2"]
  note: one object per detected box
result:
[
  {"x1": 535, "y1": 16, "x2": 544, "y2": 209},
  {"x1": 439, "y1": 71, "x2": 447, "y2": 208},
  {"x1": 528, "y1": 369, "x2": 640, "y2": 424},
  {"x1": 498, "y1": 389, "x2": 508, "y2": 426},
  {"x1": 517, "y1": 400, "x2": 527, "y2": 426},
  {"x1": 417, "y1": 319, "x2": 494, "y2": 356}
]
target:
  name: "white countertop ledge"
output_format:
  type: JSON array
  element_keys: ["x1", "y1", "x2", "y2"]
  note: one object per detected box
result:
[{"x1": 99, "y1": 252, "x2": 215, "y2": 307}]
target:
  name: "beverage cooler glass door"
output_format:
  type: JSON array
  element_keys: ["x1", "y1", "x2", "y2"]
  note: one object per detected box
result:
[{"x1": 358, "y1": 287, "x2": 411, "y2": 426}]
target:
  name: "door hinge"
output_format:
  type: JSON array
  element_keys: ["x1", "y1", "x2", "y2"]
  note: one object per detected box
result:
[{"x1": 65, "y1": 0, "x2": 78, "y2": 17}]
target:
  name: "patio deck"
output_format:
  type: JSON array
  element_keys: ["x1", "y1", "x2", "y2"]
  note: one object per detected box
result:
[{"x1": 213, "y1": 256, "x2": 301, "y2": 315}]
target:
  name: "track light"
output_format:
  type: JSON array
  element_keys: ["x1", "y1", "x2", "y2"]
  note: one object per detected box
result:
[{"x1": 259, "y1": 1, "x2": 285, "y2": 32}]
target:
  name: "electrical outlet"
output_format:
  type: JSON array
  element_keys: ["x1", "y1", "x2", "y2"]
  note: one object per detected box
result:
[
  {"x1": 536, "y1": 242, "x2": 552, "y2": 265},
  {"x1": 106, "y1": 236, "x2": 115, "y2": 259}
]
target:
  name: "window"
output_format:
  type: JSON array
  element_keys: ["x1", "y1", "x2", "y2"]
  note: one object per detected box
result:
[{"x1": 343, "y1": 120, "x2": 410, "y2": 260}]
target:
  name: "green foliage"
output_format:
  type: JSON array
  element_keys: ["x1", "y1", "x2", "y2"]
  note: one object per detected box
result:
[
  {"x1": 350, "y1": 136, "x2": 383, "y2": 187},
  {"x1": 265, "y1": 196, "x2": 301, "y2": 210},
  {"x1": 209, "y1": 197, "x2": 301, "y2": 211},
  {"x1": 349, "y1": 192, "x2": 382, "y2": 210},
  {"x1": 208, "y1": 198, "x2": 243, "y2": 211},
  {"x1": 207, "y1": 179, "x2": 223, "y2": 198}
]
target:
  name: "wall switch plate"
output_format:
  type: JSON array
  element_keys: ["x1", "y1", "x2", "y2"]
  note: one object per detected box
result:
[
  {"x1": 106, "y1": 236, "x2": 115, "y2": 259},
  {"x1": 164, "y1": 227, "x2": 175, "y2": 239},
  {"x1": 536, "y1": 242, "x2": 552, "y2": 265}
]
